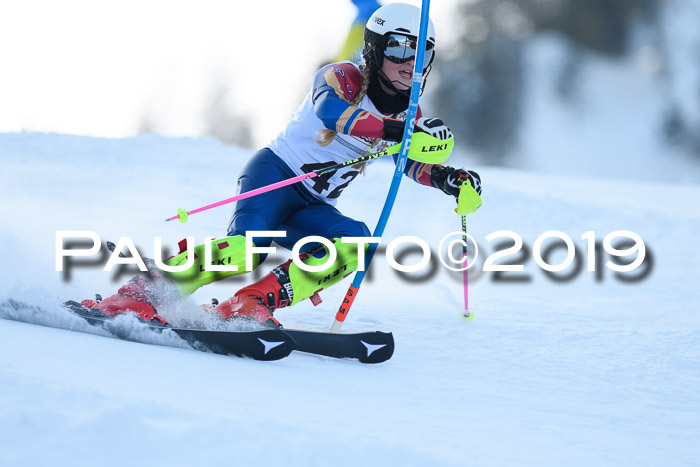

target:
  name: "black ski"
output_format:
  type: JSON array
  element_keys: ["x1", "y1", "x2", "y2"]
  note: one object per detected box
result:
[
  {"x1": 58, "y1": 300, "x2": 394, "y2": 363},
  {"x1": 90, "y1": 241, "x2": 394, "y2": 362},
  {"x1": 1, "y1": 242, "x2": 394, "y2": 363},
  {"x1": 1, "y1": 299, "x2": 393, "y2": 363},
  {"x1": 61, "y1": 300, "x2": 294, "y2": 361}
]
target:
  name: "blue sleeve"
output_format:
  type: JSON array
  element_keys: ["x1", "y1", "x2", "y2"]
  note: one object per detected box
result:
[
  {"x1": 310, "y1": 64, "x2": 385, "y2": 137},
  {"x1": 313, "y1": 85, "x2": 359, "y2": 132}
]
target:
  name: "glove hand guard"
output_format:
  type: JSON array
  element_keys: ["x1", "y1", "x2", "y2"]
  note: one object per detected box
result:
[
  {"x1": 383, "y1": 117, "x2": 455, "y2": 164},
  {"x1": 455, "y1": 182, "x2": 482, "y2": 215},
  {"x1": 408, "y1": 132, "x2": 454, "y2": 164},
  {"x1": 430, "y1": 166, "x2": 482, "y2": 214}
]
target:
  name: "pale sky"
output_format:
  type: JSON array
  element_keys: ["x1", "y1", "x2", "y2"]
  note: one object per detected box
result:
[{"x1": 0, "y1": 0, "x2": 458, "y2": 148}]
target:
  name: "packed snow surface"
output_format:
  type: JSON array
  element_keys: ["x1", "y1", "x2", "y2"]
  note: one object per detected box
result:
[{"x1": 1, "y1": 132, "x2": 699, "y2": 466}]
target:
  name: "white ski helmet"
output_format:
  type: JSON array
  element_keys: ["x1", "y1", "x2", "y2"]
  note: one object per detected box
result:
[{"x1": 363, "y1": 2, "x2": 437, "y2": 73}]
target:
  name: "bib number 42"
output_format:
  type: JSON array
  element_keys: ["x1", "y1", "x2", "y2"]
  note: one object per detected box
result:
[{"x1": 300, "y1": 162, "x2": 360, "y2": 199}]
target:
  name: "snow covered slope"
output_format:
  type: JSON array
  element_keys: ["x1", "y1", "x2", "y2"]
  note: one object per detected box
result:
[{"x1": 1, "y1": 132, "x2": 699, "y2": 466}]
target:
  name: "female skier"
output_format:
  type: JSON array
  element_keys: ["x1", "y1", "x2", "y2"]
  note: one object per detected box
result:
[{"x1": 82, "y1": 2, "x2": 482, "y2": 327}]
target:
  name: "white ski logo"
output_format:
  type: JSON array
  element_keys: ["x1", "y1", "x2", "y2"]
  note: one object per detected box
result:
[
  {"x1": 360, "y1": 340, "x2": 386, "y2": 358},
  {"x1": 258, "y1": 338, "x2": 285, "y2": 355}
]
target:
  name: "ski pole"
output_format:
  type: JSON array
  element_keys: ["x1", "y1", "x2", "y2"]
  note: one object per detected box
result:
[
  {"x1": 165, "y1": 144, "x2": 400, "y2": 223},
  {"x1": 330, "y1": 0, "x2": 432, "y2": 332},
  {"x1": 455, "y1": 180, "x2": 482, "y2": 320},
  {"x1": 462, "y1": 214, "x2": 473, "y2": 320}
]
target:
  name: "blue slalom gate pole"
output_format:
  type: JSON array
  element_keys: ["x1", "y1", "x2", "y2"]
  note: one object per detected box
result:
[{"x1": 331, "y1": 0, "x2": 432, "y2": 332}]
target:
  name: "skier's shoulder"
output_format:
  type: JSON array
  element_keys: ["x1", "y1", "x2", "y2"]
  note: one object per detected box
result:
[
  {"x1": 313, "y1": 61, "x2": 363, "y2": 102},
  {"x1": 315, "y1": 60, "x2": 361, "y2": 79}
]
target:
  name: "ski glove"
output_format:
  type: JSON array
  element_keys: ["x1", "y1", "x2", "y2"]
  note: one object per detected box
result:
[
  {"x1": 383, "y1": 118, "x2": 405, "y2": 142},
  {"x1": 383, "y1": 117, "x2": 453, "y2": 142},
  {"x1": 430, "y1": 166, "x2": 482, "y2": 199},
  {"x1": 415, "y1": 117, "x2": 453, "y2": 141}
]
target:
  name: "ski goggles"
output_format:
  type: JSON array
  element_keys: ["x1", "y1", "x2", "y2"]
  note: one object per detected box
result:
[{"x1": 383, "y1": 34, "x2": 435, "y2": 64}]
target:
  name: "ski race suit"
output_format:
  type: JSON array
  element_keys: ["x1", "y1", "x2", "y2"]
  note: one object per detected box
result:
[
  {"x1": 227, "y1": 61, "x2": 434, "y2": 252},
  {"x1": 161, "y1": 61, "x2": 441, "y2": 309}
]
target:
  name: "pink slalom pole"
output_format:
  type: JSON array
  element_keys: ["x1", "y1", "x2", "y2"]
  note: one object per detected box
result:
[
  {"x1": 165, "y1": 144, "x2": 399, "y2": 223},
  {"x1": 165, "y1": 172, "x2": 317, "y2": 222},
  {"x1": 463, "y1": 250, "x2": 469, "y2": 311}
]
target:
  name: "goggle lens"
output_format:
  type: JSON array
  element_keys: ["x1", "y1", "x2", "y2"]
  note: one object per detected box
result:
[{"x1": 383, "y1": 34, "x2": 434, "y2": 64}]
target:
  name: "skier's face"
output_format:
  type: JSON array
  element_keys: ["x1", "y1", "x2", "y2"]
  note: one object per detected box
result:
[{"x1": 381, "y1": 57, "x2": 414, "y2": 92}]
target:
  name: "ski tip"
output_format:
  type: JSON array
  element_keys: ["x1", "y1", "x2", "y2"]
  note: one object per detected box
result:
[{"x1": 357, "y1": 331, "x2": 394, "y2": 364}]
